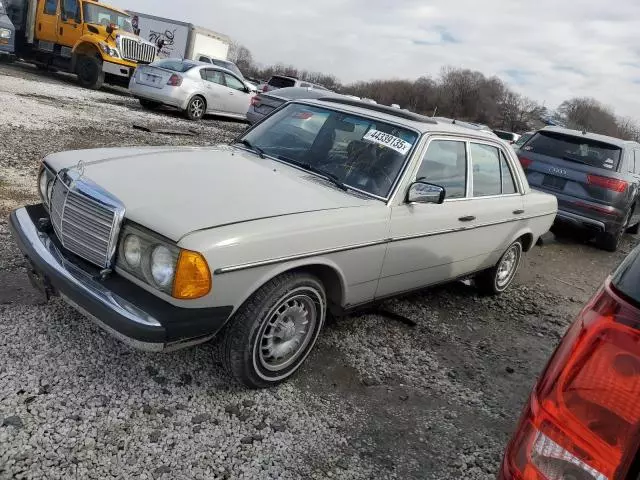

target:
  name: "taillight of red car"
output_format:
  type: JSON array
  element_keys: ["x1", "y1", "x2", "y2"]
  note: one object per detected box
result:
[{"x1": 500, "y1": 281, "x2": 640, "y2": 480}]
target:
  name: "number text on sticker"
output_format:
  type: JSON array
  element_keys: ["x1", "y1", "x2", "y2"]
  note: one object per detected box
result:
[{"x1": 362, "y1": 130, "x2": 413, "y2": 155}]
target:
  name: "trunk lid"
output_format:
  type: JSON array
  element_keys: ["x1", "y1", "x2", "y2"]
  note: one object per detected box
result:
[{"x1": 134, "y1": 65, "x2": 175, "y2": 88}]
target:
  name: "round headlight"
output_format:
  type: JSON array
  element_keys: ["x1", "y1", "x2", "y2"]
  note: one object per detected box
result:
[
  {"x1": 123, "y1": 235, "x2": 142, "y2": 268},
  {"x1": 150, "y1": 245, "x2": 175, "y2": 288}
]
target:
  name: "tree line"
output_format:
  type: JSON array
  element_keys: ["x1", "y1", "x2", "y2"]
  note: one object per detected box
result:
[{"x1": 228, "y1": 43, "x2": 640, "y2": 139}]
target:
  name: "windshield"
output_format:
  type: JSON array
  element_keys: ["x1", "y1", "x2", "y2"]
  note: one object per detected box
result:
[
  {"x1": 523, "y1": 131, "x2": 622, "y2": 170},
  {"x1": 83, "y1": 3, "x2": 133, "y2": 33},
  {"x1": 239, "y1": 103, "x2": 420, "y2": 199}
]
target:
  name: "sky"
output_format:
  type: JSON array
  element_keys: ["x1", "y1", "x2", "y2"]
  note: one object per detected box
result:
[{"x1": 113, "y1": 0, "x2": 640, "y2": 119}]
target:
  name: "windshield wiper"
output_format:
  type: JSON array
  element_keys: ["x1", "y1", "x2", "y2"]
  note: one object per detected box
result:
[
  {"x1": 236, "y1": 139, "x2": 265, "y2": 158},
  {"x1": 275, "y1": 155, "x2": 349, "y2": 191}
]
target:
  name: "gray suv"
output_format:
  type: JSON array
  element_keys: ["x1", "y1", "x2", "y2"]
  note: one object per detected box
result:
[{"x1": 517, "y1": 126, "x2": 640, "y2": 251}]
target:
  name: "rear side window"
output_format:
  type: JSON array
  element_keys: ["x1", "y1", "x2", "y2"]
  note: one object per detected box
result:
[
  {"x1": 201, "y1": 69, "x2": 224, "y2": 85},
  {"x1": 417, "y1": 140, "x2": 467, "y2": 199},
  {"x1": 471, "y1": 143, "x2": 501, "y2": 197},
  {"x1": 523, "y1": 131, "x2": 622, "y2": 171},
  {"x1": 153, "y1": 59, "x2": 197, "y2": 73},
  {"x1": 44, "y1": 0, "x2": 57, "y2": 14},
  {"x1": 268, "y1": 76, "x2": 296, "y2": 89},
  {"x1": 62, "y1": 0, "x2": 79, "y2": 20}
]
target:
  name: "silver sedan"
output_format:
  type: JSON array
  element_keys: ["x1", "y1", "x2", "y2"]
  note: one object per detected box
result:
[{"x1": 129, "y1": 59, "x2": 253, "y2": 121}]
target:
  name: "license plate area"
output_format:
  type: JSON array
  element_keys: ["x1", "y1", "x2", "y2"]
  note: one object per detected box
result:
[{"x1": 542, "y1": 175, "x2": 567, "y2": 190}]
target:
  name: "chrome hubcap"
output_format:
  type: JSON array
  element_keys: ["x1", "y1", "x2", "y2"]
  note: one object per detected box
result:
[
  {"x1": 190, "y1": 99, "x2": 204, "y2": 117},
  {"x1": 497, "y1": 245, "x2": 520, "y2": 288},
  {"x1": 259, "y1": 293, "x2": 318, "y2": 372}
]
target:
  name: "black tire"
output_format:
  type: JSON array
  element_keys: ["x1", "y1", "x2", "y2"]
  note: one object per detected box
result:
[
  {"x1": 75, "y1": 55, "x2": 104, "y2": 90},
  {"x1": 222, "y1": 272, "x2": 326, "y2": 389},
  {"x1": 185, "y1": 95, "x2": 206, "y2": 121},
  {"x1": 139, "y1": 99, "x2": 161, "y2": 110},
  {"x1": 627, "y1": 222, "x2": 640, "y2": 235},
  {"x1": 596, "y1": 231, "x2": 622, "y2": 252},
  {"x1": 475, "y1": 240, "x2": 523, "y2": 295}
]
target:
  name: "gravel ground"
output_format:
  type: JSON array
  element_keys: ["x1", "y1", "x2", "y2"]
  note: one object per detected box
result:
[{"x1": 0, "y1": 62, "x2": 638, "y2": 479}]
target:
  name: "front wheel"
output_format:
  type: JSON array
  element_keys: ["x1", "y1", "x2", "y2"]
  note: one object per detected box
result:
[
  {"x1": 222, "y1": 272, "x2": 326, "y2": 389},
  {"x1": 76, "y1": 55, "x2": 104, "y2": 90},
  {"x1": 475, "y1": 240, "x2": 523, "y2": 295}
]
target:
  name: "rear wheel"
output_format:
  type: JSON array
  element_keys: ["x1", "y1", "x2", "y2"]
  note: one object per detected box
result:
[
  {"x1": 475, "y1": 240, "x2": 523, "y2": 295},
  {"x1": 76, "y1": 55, "x2": 104, "y2": 90},
  {"x1": 597, "y1": 209, "x2": 632, "y2": 252},
  {"x1": 139, "y1": 99, "x2": 161, "y2": 110},
  {"x1": 221, "y1": 272, "x2": 326, "y2": 389},
  {"x1": 185, "y1": 95, "x2": 206, "y2": 121}
]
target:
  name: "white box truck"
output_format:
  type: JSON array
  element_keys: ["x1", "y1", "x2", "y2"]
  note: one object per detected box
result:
[{"x1": 128, "y1": 11, "x2": 230, "y2": 61}]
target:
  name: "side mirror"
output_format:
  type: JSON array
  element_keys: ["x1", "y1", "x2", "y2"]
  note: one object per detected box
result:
[
  {"x1": 106, "y1": 25, "x2": 114, "y2": 35},
  {"x1": 407, "y1": 181, "x2": 446, "y2": 204}
]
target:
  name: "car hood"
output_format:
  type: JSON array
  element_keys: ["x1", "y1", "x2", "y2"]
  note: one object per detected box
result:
[{"x1": 44, "y1": 145, "x2": 376, "y2": 241}]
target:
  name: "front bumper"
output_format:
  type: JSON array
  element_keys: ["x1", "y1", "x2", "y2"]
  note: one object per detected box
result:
[
  {"x1": 9, "y1": 205, "x2": 232, "y2": 352},
  {"x1": 102, "y1": 60, "x2": 132, "y2": 78}
]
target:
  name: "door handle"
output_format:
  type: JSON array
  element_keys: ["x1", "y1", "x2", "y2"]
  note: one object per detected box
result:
[
  {"x1": 60, "y1": 27, "x2": 63, "y2": 35},
  {"x1": 38, "y1": 23, "x2": 42, "y2": 32},
  {"x1": 458, "y1": 216, "x2": 476, "y2": 222},
  {"x1": 513, "y1": 209, "x2": 525, "y2": 215}
]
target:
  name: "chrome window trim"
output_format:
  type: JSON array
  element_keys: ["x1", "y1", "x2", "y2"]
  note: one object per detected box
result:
[{"x1": 213, "y1": 211, "x2": 556, "y2": 275}]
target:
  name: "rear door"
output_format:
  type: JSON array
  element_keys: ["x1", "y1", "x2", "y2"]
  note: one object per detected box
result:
[
  {"x1": 518, "y1": 130, "x2": 628, "y2": 216},
  {"x1": 222, "y1": 73, "x2": 251, "y2": 115},
  {"x1": 36, "y1": 0, "x2": 59, "y2": 44},
  {"x1": 199, "y1": 68, "x2": 228, "y2": 113}
]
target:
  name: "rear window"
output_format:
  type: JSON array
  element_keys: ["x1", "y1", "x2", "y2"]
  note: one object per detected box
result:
[
  {"x1": 152, "y1": 59, "x2": 197, "y2": 73},
  {"x1": 268, "y1": 76, "x2": 296, "y2": 89},
  {"x1": 523, "y1": 131, "x2": 622, "y2": 171}
]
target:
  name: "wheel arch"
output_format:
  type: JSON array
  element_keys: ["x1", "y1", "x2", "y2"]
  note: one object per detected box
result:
[
  {"x1": 186, "y1": 93, "x2": 207, "y2": 112},
  {"x1": 228, "y1": 259, "x2": 348, "y2": 317},
  {"x1": 71, "y1": 41, "x2": 102, "y2": 70}
]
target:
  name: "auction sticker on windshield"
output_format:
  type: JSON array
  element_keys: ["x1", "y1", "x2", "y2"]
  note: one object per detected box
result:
[{"x1": 363, "y1": 130, "x2": 413, "y2": 155}]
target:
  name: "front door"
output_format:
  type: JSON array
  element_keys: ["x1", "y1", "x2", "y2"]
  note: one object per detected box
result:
[
  {"x1": 199, "y1": 69, "x2": 228, "y2": 113},
  {"x1": 57, "y1": 0, "x2": 82, "y2": 47},
  {"x1": 377, "y1": 138, "x2": 482, "y2": 298},
  {"x1": 36, "y1": 0, "x2": 59, "y2": 45},
  {"x1": 222, "y1": 73, "x2": 251, "y2": 116}
]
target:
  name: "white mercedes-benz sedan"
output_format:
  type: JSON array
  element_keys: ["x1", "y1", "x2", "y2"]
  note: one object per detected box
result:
[{"x1": 10, "y1": 97, "x2": 557, "y2": 388}]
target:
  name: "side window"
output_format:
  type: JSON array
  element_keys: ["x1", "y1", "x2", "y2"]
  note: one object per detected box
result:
[
  {"x1": 500, "y1": 151, "x2": 517, "y2": 194},
  {"x1": 224, "y1": 73, "x2": 246, "y2": 91},
  {"x1": 44, "y1": 0, "x2": 57, "y2": 15},
  {"x1": 471, "y1": 143, "x2": 501, "y2": 197},
  {"x1": 416, "y1": 140, "x2": 467, "y2": 199},
  {"x1": 201, "y1": 69, "x2": 224, "y2": 85},
  {"x1": 61, "y1": 0, "x2": 79, "y2": 20}
]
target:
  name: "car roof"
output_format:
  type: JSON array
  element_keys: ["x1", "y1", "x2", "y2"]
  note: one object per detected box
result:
[
  {"x1": 540, "y1": 126, "x2": 638, "y2": 148},
  {"x1": 263, "y1": 87, "x2": 336, "y2": 100},
  {"x1": 270, "y1": 75, "x2": 298, "y2": 81},
  {"x1": 299, "y1": 98, "x2": 501, "y2": 138}
]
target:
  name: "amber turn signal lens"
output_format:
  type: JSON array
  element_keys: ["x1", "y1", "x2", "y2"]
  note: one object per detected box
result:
[{"x1": 172, "y1": 250, "x2": 211, "y2": 300}]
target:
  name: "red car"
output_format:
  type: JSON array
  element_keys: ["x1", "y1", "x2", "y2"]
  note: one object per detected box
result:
[{"x1": 500, "y1": 246, "x2": 640, "y2": 480}]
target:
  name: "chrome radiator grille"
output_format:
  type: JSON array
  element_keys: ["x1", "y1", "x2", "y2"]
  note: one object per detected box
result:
[
  {"x1": 120, "y1": 36, "x2": 156, "y2": 64},
  {"x1": 49, "y1": 170, "x2": 124, "y2": 268}
]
